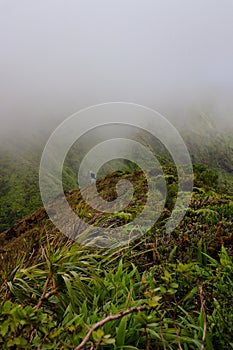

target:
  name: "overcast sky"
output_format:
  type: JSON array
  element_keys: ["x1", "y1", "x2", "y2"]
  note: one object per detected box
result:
[{"x1": 0, "y1": 0, "x2": 233, "y2": 137}]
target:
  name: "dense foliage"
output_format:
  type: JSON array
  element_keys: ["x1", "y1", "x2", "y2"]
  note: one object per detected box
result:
[
  {"x1": 0, "y1": 164, "x2": 232, "y2": 349},
  {"x1": 1, "y1": 126, "x2": 233, "y2": 232},
  {"x1": 0, "y1": 124, "x2": 232, "y2": 348},
  {"x1": 0, "y1": 237, "x2": 232, "y2": 349}
]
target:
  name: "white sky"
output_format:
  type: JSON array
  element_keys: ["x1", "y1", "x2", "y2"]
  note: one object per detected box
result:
[{"x1": 0, "y1": 0, "x2": 233, "y2": 136}]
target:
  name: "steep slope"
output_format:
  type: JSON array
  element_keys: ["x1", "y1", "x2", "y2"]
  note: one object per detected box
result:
[
  {"x1": 1, "y1": 168, "x2": 232, "y2": 266},
  {"x1": 0, "y1": 120, "x2": 233, "y2": 233},
  {"x1": 182, "y1": 113, "x2": 233, "y2": 193},
  {"x1": 0, "y1": 168, "x2": 232, "y2": 350}
]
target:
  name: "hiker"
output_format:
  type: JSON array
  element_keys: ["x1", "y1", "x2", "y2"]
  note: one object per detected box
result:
[{"x1": 89, "y1": 171, "x2": 96, "y2": 184}]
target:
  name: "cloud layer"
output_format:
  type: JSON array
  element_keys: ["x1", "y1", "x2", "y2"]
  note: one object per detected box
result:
[{"x1": 0, "y1": 0, "x2": 233, "y2": 138}]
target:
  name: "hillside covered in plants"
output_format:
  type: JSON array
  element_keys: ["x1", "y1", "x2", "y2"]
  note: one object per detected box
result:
[
  {"x1": 1, "y1": 124, "x2": 233, "y2": 233},
  {"x1": 0, "y1": 159, "x2": 232, "y2": 349}
]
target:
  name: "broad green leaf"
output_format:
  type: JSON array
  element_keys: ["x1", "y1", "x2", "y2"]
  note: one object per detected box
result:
[
  {"x1": 0, "y1": 321, "x2": 9, "y2": 337},
  {"x1": 116, "y1": 316, "x2": 127, "y2": 346}
]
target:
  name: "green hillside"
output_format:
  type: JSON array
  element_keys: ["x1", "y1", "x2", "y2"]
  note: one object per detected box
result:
[
  {"x1": 1, "y1": 123, "x2": 233, "y2": 232},
  {"x1": 0, "y1": 166, "x2": 232, "y2": 349},
  {"x1": 0, "y1": 121, "x2": 232, "y2": 348},
  {"x1": 182, "y1": 116, "x2": 233, "y2": 194}
]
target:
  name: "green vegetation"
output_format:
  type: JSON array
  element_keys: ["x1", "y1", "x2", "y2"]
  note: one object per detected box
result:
[
  {"x1": 1, "y1": 125, "x2": 233, "y2": 232},
  {"x1": 0, "y1": 162, "x2": 232, "y2": 349},
  {"x1": 0, "y1": 227, "x2": 232, "y2": 349},
  {"x1": 183, "y1": 124, "x2": 233, "y2": 195},
  {"x1": 0, "y1": 124, "x2": 232, "y2": 348},
  {"x1": 0, "y1": 143, "x2": 78, "y2": 233}
]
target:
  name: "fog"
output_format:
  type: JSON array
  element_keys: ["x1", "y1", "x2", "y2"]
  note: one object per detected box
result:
[{"x1": 0, "y1": 0, "x2": 233, "y2": 141}]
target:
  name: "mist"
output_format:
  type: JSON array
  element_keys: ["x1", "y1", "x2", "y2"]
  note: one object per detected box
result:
[{"x1": 0, "y1": 0, "x2": 233, "y2": 143}]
